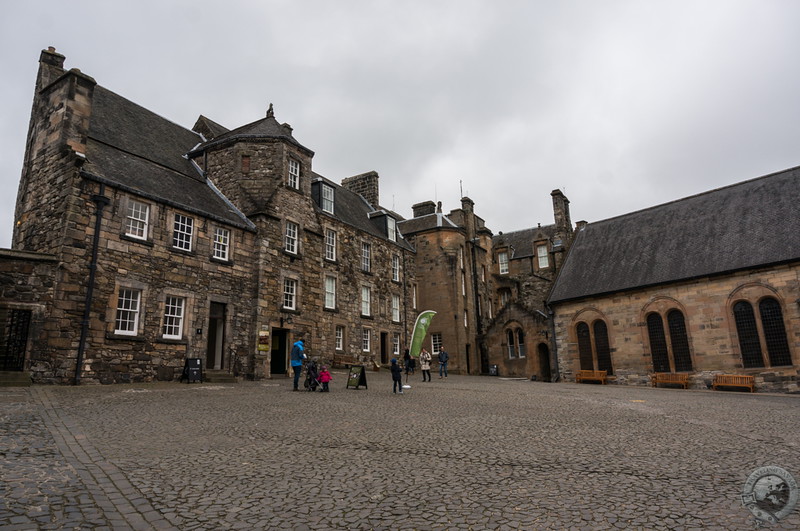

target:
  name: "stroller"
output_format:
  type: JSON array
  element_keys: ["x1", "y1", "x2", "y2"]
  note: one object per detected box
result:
[{"x1": 303, "y1": 359, "x2": 321, "y2": 392}]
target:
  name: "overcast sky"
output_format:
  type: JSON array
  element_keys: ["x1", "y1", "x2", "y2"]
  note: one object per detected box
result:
[{"x1": 2, "y1": 0, "x2": 799, "y2": 248}]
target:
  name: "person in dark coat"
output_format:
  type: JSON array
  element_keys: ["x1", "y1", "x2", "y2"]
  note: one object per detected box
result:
[
  {"x1": 438, "y1": 347, "x2": 449, "y2": 379},
  {"x1": 390, "y1": 358, "x2": 403, "y2": 394}
]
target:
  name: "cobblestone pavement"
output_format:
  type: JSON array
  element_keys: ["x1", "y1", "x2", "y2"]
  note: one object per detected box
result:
[{"x1": 2, "y1": 371, "x2": 799, "y2": 530}]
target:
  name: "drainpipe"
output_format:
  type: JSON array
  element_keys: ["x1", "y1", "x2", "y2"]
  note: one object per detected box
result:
[
  {"x1": 547, "y1": 304, "x2": 560, "y2": 382},
  {"x1": 75, "y1": 183, "x2": 109, "y2": 385}
]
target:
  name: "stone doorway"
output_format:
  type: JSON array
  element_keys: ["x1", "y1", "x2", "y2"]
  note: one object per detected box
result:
[
  {"x1": 0, "y1": 308, "x2": 31, "y2": 371},
  {"x1": 538, "y1": 343, "x2": 551, "y2": 382},
  {"x1": 270, "y1": 329, "x2": 288, "y2": 375},
  {"x1": 206, "y1": 302, "x2": 226, "y2": 370}
]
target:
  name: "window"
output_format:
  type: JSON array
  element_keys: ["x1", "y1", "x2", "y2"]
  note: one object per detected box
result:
[
  {"x1": 391, "y1": 294, "x2": 400, "y2": 322},
  {"x1": 734, "y1": 298, "x2": 792, "y2": 368},
  {"x1": 507, "y1": 329, "x2": 516, "y2": 358},
  {"x1": 387, "y1": 217, "x2": 397, "y2": 242},
  {"x1": 461, "y1": 272, "x2": 466, "y2": 296},
  {"x1": 432, "y1": 333, "x2": 442, "y2": 355},
  {"x1": 288, "y1": 159, "x2": 300, "y2": 189},
  {"x1": 173, "y1": 213, "x2": 193, "y2": 251},
  {"x1": 325, "y1": 229, "x2": 336, "y2": 261},
  {"x1": 517, "y1": 329, "x2": 525, "y2": 358},
  {"x1": 506, "y1": 328, "x2": 525, "y2": 359},
  {"x1": 322, "y1": 184, "x2": 334, "y2": 214},
  {"x1": 362, "y1": 328, "x2": 371, "y2": 352},
  {"x1": 500, "y1": 289, "x2": 511, "y2": 307},
  {"x1": 283, "y1": 278, "x2": 297, "y2": 310},
  {"x1": 667, "y1": 310, "x2": 693, "y2": 372},
  {"x1": 361, "y1": 242, "x2": 371, "y2": 272},
  {"x1": 241, "y1": 155, "x2": 250, "y2": 173},
  {"x1": 213, "y1": 227, "x2": 230, "y2": 261},
  {"x1": 392, "y1": 333, "x2": 400, "y2": 355},
  {"x1": 335, "y1": 326, "x2": 344, "y2": 351},
  {"x1": 498, "y1": 251, "x2": 508, "y2": 274},
  {"x1": 575, "y1": 319, "x2": 613, "y2": 374},
  {"x1": 361, "y1": 286, "x2": 371, "y2": 316},
  {"x1": 481, "y1": 265, "x2": 486, "y2": 282},
  {"x1": 324, "y1": 276, "x2": 336, "y2": 309},
  {"x1": 647, "y1": 309, "x2": 693, "y2": 372},
  {"x1": 459, "y1": 247, "x2": 464, "y2": 269},
  {"x1": 412, "y1": 284, "x2": 417, "y2": 309},
  {"x1": 392, "y1": 255, "x2": 400, "y2": 282},
  {"x1": 162, "y1": 296, "x2": 185, "y2": 339},
  {"x1": 464, "y1": 310, "x2": 468, "y2": 328},
  {"x1": 536, "y1": 244, "x2": 549, "y2": 269},
  {"x1": 285, "y1": 221, "x2": 298, "y2": 254},
  {"x1": 114, "y1": 289, "x2": 141, "y2": 336},
  {"x1": 125, "y1": 200, "x2": 149, "y2": 240}
]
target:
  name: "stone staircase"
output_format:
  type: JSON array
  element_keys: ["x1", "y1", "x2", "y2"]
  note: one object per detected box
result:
[
  {"x1": 202, "y1": 370, "x2": 238, "y2": 384},
  {"x1": 0, "y1": 371, "x2": 32, "y2": 387}
]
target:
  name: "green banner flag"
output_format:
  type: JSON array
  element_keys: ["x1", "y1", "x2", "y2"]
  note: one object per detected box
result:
[{"x1": 409, "y1": 310, "x2": 436, "y2": 358}]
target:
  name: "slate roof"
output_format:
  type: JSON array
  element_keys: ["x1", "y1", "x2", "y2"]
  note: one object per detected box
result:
[
  {"x1": 493, "y1": 225, "x2": 557, "y2": 259},
  {"x1": 313, "y1": 174, "x2": 414, "y2": 251},
  {"x1": 188, "y1": 110, "x2": 313, "y2": 156},
  {"x1": 397, "y1": 212, "x2": 459, "y2": 235},
  {"x1": 548, "y1": 167, "x2": 800, "y2": 304},
  {"x1": 82, "y1": 86, "x2": 253, "y2": 230}
]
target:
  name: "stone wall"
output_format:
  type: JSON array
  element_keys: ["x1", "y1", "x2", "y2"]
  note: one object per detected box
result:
[{"x1": 552, "y1": 264, "x2": 800, "y2": 392}]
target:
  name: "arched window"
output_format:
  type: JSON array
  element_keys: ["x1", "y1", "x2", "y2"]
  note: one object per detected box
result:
[
  {"x1": 576, "y1": 322, "x2": 593, "y2": 370},
  {"x1": 575, "y1": 320, "x2": 613, "y2": 373},
  {"x1": 759, "y1": 298, "x2": 792, "y2": 367},
  {"x1": 647, "y1": 313, "x2": 670, "y2": 373},
  {"x1": 506, "y1": 329, "x2": 516, "y2": 358},
  {"x1": 593, "y1": 320, "x2": 613, "y2": 375},
  {"x1": 516, "y1": 329, "x2": 526, "y2": 358},
  {"x1": 668, "y1": 310, "x2": 693, "y2": 372},
  {"x1": 734, "y1": 301, "x2": 764, "y2": 368}
]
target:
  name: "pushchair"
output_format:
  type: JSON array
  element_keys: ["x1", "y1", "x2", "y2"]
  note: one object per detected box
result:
[{"x1": 303, "y1": 359, "x2": 320, "y2": 392}]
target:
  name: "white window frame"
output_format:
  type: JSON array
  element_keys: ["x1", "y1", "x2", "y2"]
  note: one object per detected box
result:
[
  {"x1": 324, "y1": 276, "x2": 336, "y2": 309},
  {"x1": 464, "y1": 310, "x2": 468, "y2": 328},
  {"x1": 162, "y1": 296, "x2": 185, "y2": 340},
  {"x1": 125, "y1": 200, "x2": 149, "y2": 240},
  {"x1": 431, "y1": 333, "x2": 443, "y2": 355},
  {"x1": 285, "y1": 221, "x2": 299, "y2": 254},
  {"x1": 392, "y1": 333, "x2": 400, "y2": 355},
  {"x1": 288, "y1": 159, "x2": 300, "y2": 189},
  {"x1": 322, "y1": 184, "x2": 334, "y2": 214},
  {"x1": 392, "y1": 255, "x2": 400, "y2": 282},
  {"x1": 462, "y1": 272, "x2": 466, "y2": 296},
  {"x1": 412, "y1": 284, "x2": 417, "y2": 309},
  {"x1": 361, "y1": 286, "x2": 371, "y2": 316},
  {"x1": 387, "y1": 216, "x2": 396, "y2": 242},
  {"x1": 213, "y1": 227, "x2": 230, "y2": 261},
  {"x1": 537, "y1": 244, "x2": 549, "y2": 269},
  {"x1": 325, "y1": 229, "x2": 337, "y2": 261},
  {"x1": 114, "y1": 288, "x2": 141, "y2": 336},
  {"x1": 517, "y1": 329, "x2": 526, "y2": 358},
  {"x1": 459, "y1": 247, "x2": 464, "y2": 269},
  {"x1": 361, "y1": 242, "x2": 371, "y2": 272},
  {"x1": 173, "y1": 213, "x2": 194, "y2": 251},
  {"x1": 391, "y1": 294, "x2": 400, "y2": 322},
  {"x1": 362, "y1": 328, "x2": 371, "y2": 352},
  {"x1": 283, "y1": 278, "x2": 297, "y2": 310},
  {"x1": 335, "y1": 325, "x2": 344, "y2": 351},
  {"x1": 498, "y1": 251, "x2": 508, "y2": 274}
]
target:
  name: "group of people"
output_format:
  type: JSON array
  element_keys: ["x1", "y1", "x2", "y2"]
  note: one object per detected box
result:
[{"x1": 290, "y1": 337, "x2": 332, "y2": 392}]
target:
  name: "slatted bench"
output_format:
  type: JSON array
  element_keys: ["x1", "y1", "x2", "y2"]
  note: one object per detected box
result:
[
  {"x1": 712, "y1": 374, "x2": 755, "y2": 393},
  {"x1": 575, "y1": 370, "x2": 607, "y2": 384},
  {"x1": 650, "y1": 372, "x2": 690, "y2": 389}
]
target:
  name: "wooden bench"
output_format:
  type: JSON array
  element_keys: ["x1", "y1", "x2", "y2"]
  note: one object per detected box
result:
[
  {"x1": 712, "y1": 374, "x2": 755, "y2": 393},
  {"x1": 575, "y1": 370, "x2": 607, "y2": 384},
  {"x1": 332, "y1": 354, "x2": 360, "y2": 369},
  {"x1": 650, "y1": 372, "x2": 689, "y2": 389}
]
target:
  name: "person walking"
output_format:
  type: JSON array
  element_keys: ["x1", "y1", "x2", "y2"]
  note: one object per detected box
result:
[
  {"x1": 438, "y1": 347, "x2": 449, "y2": 379},
  {"x1": 290, "y1": 337, "x2": 306, "y2": 391},
  {"x1": 419, "y1": 348, "x2": 432, "y2": 382},
  {"x1": 390, "y1": 358, "x2": 404, "y2": 393}
]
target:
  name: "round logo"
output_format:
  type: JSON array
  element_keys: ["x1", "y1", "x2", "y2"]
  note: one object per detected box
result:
[{"x1": 741, "y1": 466, "x2": 798, "y2": 524}]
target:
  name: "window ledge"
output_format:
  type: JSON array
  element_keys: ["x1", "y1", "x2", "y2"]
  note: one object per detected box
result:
[
  {"x1": 154, "y1": 337, "x2": 189, "y2": 345},
  {"x1": 210, "y1": 256, "x2": 233, "y2": 266},
  {"x1": 120, "y1": 234, "x2": 154, "y2": 247},
  {"x1": 323, "y1": 307, "x2": 339, "y2": 313},
  {"x1": 105, "y1": 332, "x2": 146, "y2": 342},
  {"x1": 170, "y1": 247, "x2": 195, "y2": 257}
]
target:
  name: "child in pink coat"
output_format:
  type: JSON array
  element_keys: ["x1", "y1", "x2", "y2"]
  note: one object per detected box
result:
[{"x1": 318, "y1": 365, "x2": 332, "y2": 392}]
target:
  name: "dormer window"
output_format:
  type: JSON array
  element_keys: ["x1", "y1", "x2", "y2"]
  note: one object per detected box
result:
[
  {"x1": 536, "y1": 244, "x2": 549, "y2": 269},
  {"x1": 387, "y1": 216, "x2": 397, "y2": 242},
  {"x1": 498, "y1": 251, "x2": 509, "y2": 274},
  {"x1": 322, "y1": 184, "x2": 334, "y2": 214},
  {"x1": 288, "y1": 159, "x2": 300, "y2": 190}
]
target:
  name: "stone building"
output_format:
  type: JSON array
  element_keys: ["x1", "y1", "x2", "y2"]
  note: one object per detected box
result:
[
  {"x1": 2, "y1": 47, "x2": 415, "y2": 384},
  {"x1": 548, "y1": 168, "x2": 800, "y2": 392}
]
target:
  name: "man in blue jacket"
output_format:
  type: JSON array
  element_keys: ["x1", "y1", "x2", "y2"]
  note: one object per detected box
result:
[
  {"x1": 290, "y1": 338, "x2": 306, "y2": 391},
  {"x1": 438, "y1": 348, "x2": 449, "y2": 379}
]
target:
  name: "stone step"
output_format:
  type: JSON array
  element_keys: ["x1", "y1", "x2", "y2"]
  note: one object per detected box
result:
[
  {"x1": 203, "y1": 370, "x2": 237, "y2": 384},
  {"x1": 0, "y1": 371, "x2": 32, "y2": 387}
]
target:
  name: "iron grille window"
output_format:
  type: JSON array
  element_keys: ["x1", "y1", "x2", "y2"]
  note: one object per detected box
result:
[
  {"x1": 647, "y1": 313, "x2": 670, "y2": 373},
  {"x1": 576, "y1": 322, "x2": 593, "y2": 370},
  {"x1": 593, "y1": 320, "x2": 613, "y2": 375},
  {"x1": 734, "y1": 301, "x2": 763, "y2": 368},
  {"x1": 759, "y1": 298, "x2": 792, "y2": 366},
  {"x1": 667, "y1": 310, "x2": 693, "y2": 372}
]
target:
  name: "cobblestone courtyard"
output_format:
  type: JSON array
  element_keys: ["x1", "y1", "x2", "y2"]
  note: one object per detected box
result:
[{"x1": 2, "y1": 371, "x2": 799, "y2": 530}]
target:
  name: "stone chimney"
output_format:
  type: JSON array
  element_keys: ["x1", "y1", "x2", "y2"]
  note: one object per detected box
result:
[
  {"x1": 36, "y1": 47, "x2": 66, "y2": 92},
  {"x1": 412, "y1": 201, "x2": 436, "y2": 218},
  {"x1": 341, "y1": 171, "x2": 380, "y2": 208},
  {"x1": 551, "y1": 189, "x2": 573, "y2": 236}
]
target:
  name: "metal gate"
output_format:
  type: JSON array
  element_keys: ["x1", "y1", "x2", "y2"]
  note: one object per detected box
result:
[{"x1": 0, "y1": 309, "x2": 31, "y2": 371}]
